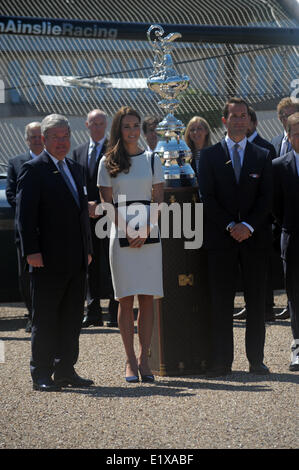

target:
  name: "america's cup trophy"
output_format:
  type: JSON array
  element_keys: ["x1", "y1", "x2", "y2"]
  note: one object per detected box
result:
[{"x1": 147, "y1": 25, "x2": 196, "y2": 187}]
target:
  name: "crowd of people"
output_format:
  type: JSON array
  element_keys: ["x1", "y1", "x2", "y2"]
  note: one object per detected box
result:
[{"x1": 5, "y1": 95, "x2": 299, "y2": 391}]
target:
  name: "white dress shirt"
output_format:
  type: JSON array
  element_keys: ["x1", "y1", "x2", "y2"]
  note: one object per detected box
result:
[
  {"x1": 30, "y1": 150, "x2": 42, "y2": 159},
  {"x1": 280, "y1": 131, "x2": 292, "y2": 156}
]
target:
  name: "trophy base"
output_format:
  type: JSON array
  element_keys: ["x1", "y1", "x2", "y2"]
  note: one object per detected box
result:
[{"x1": 164, "y1": 176, "x2": 198, "y2": 188}]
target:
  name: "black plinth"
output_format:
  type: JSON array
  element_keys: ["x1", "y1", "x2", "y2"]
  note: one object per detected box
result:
[{"x1": 149, "y1": 186, "x2": 212, "y2": 376}]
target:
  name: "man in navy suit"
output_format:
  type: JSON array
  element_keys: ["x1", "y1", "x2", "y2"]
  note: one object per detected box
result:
[
  {"x1": 17, "y1": 114, "x2": 93, "y2": 391},
  {"x1": 234, "y1": 107, "x2": 277, "y2": 321},
  {"x1": 272, "y1": 112, "x2": 299, "y2": 371},
  {"x1": 6, "y1": 122, "x2": 44, "y2": 332},
  {"x1": 73, "y1": 109, "x2": 118, "y2": 328},
  {"x1": 271, "y1": 97, "x2": 299, "y2": 157},
  {"x1": 199, "y1": 97, "x2": 272, "y2": 377}
]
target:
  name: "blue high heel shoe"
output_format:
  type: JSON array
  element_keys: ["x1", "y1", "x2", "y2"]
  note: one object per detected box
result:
[
  {"x1": 125, "y1": 362, "x2": 139, "y2": 383},
  {"x1": 138, "y1": 366, "x2": 155, "y2": 383}
]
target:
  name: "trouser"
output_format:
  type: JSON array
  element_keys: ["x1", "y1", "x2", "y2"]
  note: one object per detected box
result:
[
  {"x1": 16, "y1": 245, "x2": 32, "y2": 317},
  {"x1": 30, "y1": 269, "x2": 86, "y2": 381},
  {"x1": 207, "y1": 247, "x2": 267, "y2": 369}
]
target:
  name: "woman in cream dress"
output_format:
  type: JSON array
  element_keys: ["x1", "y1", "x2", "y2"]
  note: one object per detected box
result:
[{"x1": 98, "y1": 106, "x2": 164, "y2": 383}]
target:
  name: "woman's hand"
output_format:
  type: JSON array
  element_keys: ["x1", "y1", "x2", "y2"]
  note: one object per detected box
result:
[{"x1": 127, "y1": 224, "x2": 151, "y2": 248}]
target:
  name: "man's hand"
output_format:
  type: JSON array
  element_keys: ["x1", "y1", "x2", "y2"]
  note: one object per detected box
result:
[
  {"x1": 88, "y1": 201, "x2": 99, "y2": 219},
  {"x1": 27, "y1": 253, "x2": 44, "y2": 267},
  {"x1": 230, "y1": 223, "x2": 252, "y2": 242},
  {"x1": 88, "y1": 254, "x2": 92, "y2": 265}
]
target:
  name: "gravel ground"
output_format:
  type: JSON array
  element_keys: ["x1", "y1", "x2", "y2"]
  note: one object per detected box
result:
[{"x1": 0, "y1": 293, "x2": 298, "y2": 450}]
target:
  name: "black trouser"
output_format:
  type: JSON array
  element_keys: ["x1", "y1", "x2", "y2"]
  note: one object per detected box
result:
[
  {"x1": 283, "y1": 237, "x2": 299, "y2": 340},
  {"x1": 16, "y1": 244, "x2": 32, "y2": 317},
  {"x1": 207, "y1": 246, "x2": 267, "y2": 369},
  {"x1": 30, "y1": 269, "x2": 86, "y2": 381},
  {"x1": 86, "y1": 220, "x2": 102, "y2": 314}
]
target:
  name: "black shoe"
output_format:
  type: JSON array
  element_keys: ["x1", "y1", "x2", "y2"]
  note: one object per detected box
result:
[
  {"x1": 106, "y1": 321, "x2": 118, "y2": 327},
  {"x1": 82, "y1": 315, "x2": 103, "y2": 327},
  {"x1": 233, "y1": 308, "x2": 247, "y2": 319},
  {"x1": 275, "y1": 308, "x2": 290, "y2": 320},
  {"x1": 289, "y1": 362, "x2": 299, "y2": 371},
  {"x1": 33, "y1": 377, "x2": 61, "y2": 392},
  {"x1": 265, "y1": 314, "x2": 276, "y2": 323},
  {"x1": 249, "y1": 363, "x2": 270, "y2": 375},
  {"x1": 54, "y1": 372, "x2": 94, "y2": 387},
  {"x1": 206, "y1": 367, "x2": 232, "y2": 378},
  {"x1": 25, "y1": 318, "x2": 32, "y2": 333}
]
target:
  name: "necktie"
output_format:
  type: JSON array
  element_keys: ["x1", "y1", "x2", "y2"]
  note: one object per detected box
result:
[
  {"x1": 57, "y1": 160, "x2": 80, "y2": 208},
  {"x1": 280, "y1": 138, "x2": 292, "y2": 156},
  {"x1": 232, "y1": 143, "x2": 241, "y2": 183},
  {"x1": 89, "y1": 142, "x2": 99, "y2": 177}
]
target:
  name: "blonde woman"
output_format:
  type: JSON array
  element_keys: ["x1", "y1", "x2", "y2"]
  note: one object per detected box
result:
[{"x1": 185, "y1": 116, "x2": 212, "y2": 179}]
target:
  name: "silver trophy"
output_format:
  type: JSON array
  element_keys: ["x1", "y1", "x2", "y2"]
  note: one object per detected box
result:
[{"x1": 147, "y1": 25, "x2": 196, "y2": 187}]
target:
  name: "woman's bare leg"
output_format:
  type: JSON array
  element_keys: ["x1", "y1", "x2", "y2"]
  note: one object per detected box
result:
[{"x1": 137, "y1": 294, "x2": 154, "y2": 375}]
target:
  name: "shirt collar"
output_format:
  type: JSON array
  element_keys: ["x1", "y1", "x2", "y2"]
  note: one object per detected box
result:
[
  {"x1": 30, "y1": 150, "x2": 42, "y2": 159},
  {"x1": 89, "y1": 136, "x2": 106, "y2": 149},
  {"x1": 225, "y1": 135, "x2": 247, "y2": 152},
  {"x1": 247, "y1": 130, "x2": 258, "y2": 143},
  {"x1": 45, "y1": 151, "x2": 66, "y2": 167}
]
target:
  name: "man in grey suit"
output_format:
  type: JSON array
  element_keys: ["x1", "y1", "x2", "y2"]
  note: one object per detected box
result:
[
  {"x1": 73, "y1": 109, "x2": 118, "y2": 328},
  {"x1": 6, "y1": 122, "x2": 44, "y2": 332}
]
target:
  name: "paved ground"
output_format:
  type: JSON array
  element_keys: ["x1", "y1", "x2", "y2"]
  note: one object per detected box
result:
[{"x1": 0, "y1": 294, "x2": 298, "y2": 450}]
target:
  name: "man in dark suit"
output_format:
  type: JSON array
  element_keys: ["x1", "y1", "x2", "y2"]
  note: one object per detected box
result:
[
  {"x1": 234, "y1": 107, "x2": 277, "y2": 321},
  {"x1": 73, "y1": 109, "x2": 118, "y2": 328},
  {"x1": 271, "y1": 97, "x2": 299, "y2": 157},
  {"x1": 6, "y1": 122, "x2": 44, "y2": 332},
  {"x1": 271, "y1": 98, "x2": 299, "y2": 319},
  {"x1": 16, "y1": 114, "x2": 93, "y2": 391},
  {"x1": 272, "y1": 112, "x2": 299, "y2": 371},
  {"x1": 199, "y1": 97, "x2": 272, "y2": 377}
]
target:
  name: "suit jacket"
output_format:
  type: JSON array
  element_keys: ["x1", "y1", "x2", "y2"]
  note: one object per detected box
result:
[
  {"x1": 72, "y1": 139, "x2": 107, "y2": 202},
  {"x1": 272, "y1": 151, "x2": 299, "y2": 259},
  {"x1": 198, "y1": 138, "x2": 273, "y2": 250},
  {"x1": 252, "y1": 133, "x2": 277, "y2": 160},
  {"x1": 271, "y1": 133, "x2": 284, "y2": 157},
  {"x1": 6, "y1": 151, "x2": 32, "y2": 208},
  {"x1": 16, "y1": 151, "x2": 92, "y2": 273}
]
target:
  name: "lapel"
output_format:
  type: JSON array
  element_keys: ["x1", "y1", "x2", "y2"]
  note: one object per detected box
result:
[
  {"x1": 239, "y1": 141, "x2": 257, "y2": 182},
  {"x1": 42, "y1": 151, "x2": 82, "y2": 210},
  {"x1": 89, "y1": 138, "x2": 108, "y2": 178},
  {"x1": 284, "y1": 151, "x2": 298, "y2": 184},
  {"x1": 220, "y1": 138, "x2": 237, "y2": 183},
  {"x1": 65, "y1": 157, "x2": 84, "y2": 209}
]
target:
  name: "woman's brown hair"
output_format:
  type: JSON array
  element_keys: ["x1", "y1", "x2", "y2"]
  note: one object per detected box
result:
[{"x1": 105, "y1": 106, "x2": 141, "y2": 177}]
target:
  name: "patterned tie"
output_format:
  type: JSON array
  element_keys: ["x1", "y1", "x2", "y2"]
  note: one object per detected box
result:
[
  {"x1": 89, "y1": 142, "x2": 99, "y2": 177},
  {"x1": 57, "y1": 160, "x2": 80, "y2": 208},
  {"x1": 232, "y1": 143, "x2": 241, "y2": 183}
]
